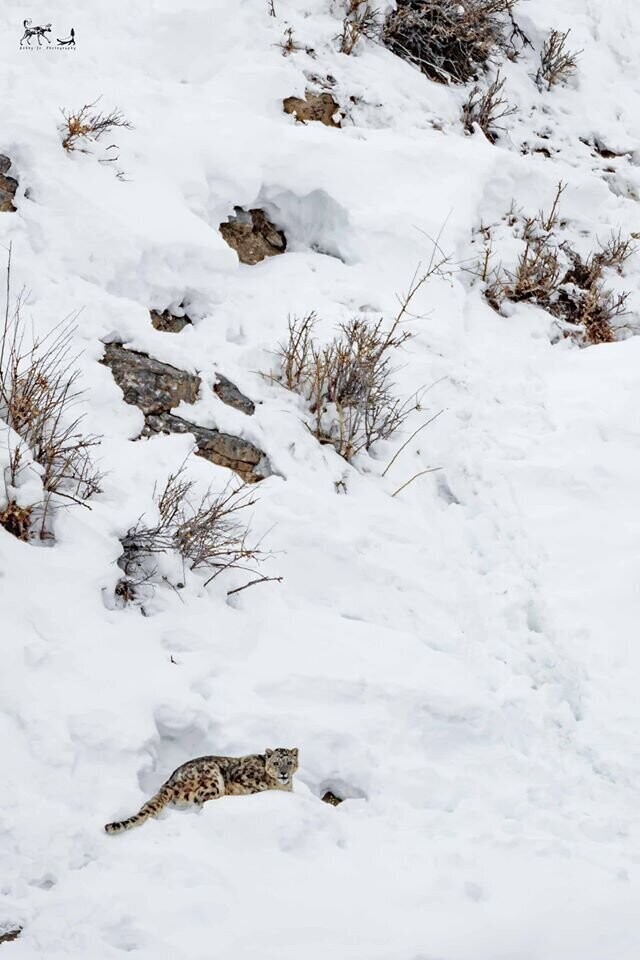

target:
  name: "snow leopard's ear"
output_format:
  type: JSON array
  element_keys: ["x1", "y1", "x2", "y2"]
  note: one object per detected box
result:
[
  {"x1": 265, "y1": 748, "x2": 274, "y2": 758},
  {"x1": 292, "y1": 748, "x2": 299, "y2": 762}
]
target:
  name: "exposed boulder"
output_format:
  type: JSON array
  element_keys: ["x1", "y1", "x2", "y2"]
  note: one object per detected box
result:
[
  {"x1": 219, "y1": 208, "x2": 286, "y2": 265},
  {"x1": 101, "y1": 343, "x2": 267, "y2": 481},
  {"x1": 0, "y1": 155, "x2": 18, "y2": 212},
  {"x1": 150, "y1": 309, "x2": 193, "y2": 333},
  {"x1": 283, "y1": 91, "x2": 341, "y2": 128},
  {"x1": 101, "y1": 343, "x2": 200, "y2": 414},
  {"x1": 144, "y1": 413, "x2": 267, "y2": 482},
  {"x1": 214, "y1": 374, "x2": 255, "y2": 416}
]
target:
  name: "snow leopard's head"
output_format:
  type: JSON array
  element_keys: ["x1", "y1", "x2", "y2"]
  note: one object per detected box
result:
[{"x1": 265, "y1": 747, "x2": 299, "y2": 786}]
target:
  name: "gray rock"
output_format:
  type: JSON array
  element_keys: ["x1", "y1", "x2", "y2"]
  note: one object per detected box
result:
[
  {"x1": 101, "y1": 342, "x2": 201, "y2": 415},
  {"x1": 219, "y1": 208, "x2": 286, "y2": 265},
  {"x1": 144, "y1": 413, "x2": 267, "y2": 483},
  {"x1": 0, "y1": 155, "x2": 18, "y2": 213},
  {"x1": 101, "y1": 342, "x2": 268, "y2": 482},
  {"x1": 214, "y1": 374, "x2": 255, "y2": 416}
]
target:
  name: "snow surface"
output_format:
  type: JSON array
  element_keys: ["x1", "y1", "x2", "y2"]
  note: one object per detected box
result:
[{"x1": 1, "y1": 0, "x2": 640, "y2": 957}]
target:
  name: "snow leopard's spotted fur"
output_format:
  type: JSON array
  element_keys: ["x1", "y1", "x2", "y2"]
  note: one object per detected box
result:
[{"x1": 105, "y1": 748, "x2": 299, "y2": 834}]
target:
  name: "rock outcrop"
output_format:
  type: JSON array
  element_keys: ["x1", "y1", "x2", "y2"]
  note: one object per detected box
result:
[
  {"x1": 101, "y1": 344, "x2": 267, "y2": 482},
  {"x1": 219, "y1": 208, "x2": 286, "y2": 265},
  {"x1": 101, "y1": 343, "x2": 200, "y2": 414},
  {"x1": 150, "y1": 309, "x2": 193, "y2": 333},
  {"x1": 143, "y1": 413, "x2": 265, "y2": 480},
  {"x1": 283, "y1": 91, "x2": 341, "y2": 128},
  {"x1": 213, "y1": 374, "x2": 255, "y2": 416}
]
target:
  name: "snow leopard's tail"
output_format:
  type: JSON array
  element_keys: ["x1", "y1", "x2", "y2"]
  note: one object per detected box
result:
[{"x1": 104, "y1": 785, "x2": 172, "y2": 834}]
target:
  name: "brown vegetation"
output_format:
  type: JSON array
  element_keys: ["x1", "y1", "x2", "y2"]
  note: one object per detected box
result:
[
  {"x1": 383, "y1": 0, "x2": 525, "y2": 84},
  {"x1": 479, "y1": 184, "x2": 635, "y2": 345}
]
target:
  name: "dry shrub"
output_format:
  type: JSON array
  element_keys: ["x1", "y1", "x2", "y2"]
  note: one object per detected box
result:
[
  {"x1": 273, "y1": 259, "x2": 448, "y2": 461},
  {"x1": 535, "y1": 30, "x2": 580, "y2": 91},
  {"x1": 118, "y1": 463, "x2": 276, "y2": 604},
  {"x1": 0, "y1": 253, "x2": 102, "y2": 539},
  {"x1": 461, "y1": 72, "x2": 517, "y2": 141},
  {"x1": 480, "y1": 184, "x2": 635, "y2": 345},
  {"x1": 339, "y1": 0, "x2": 381, "y2": 55},
  {"x1": 383, "y1": 0, "x2": 524, "y2": 84},
  {"x1": 60, "y1": 98, "x2": 131, "y2": 152}
]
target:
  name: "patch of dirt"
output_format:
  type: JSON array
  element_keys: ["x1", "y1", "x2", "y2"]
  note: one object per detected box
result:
[{"x1": 219, "y1": 208, "x2": 286, "y2": 265}]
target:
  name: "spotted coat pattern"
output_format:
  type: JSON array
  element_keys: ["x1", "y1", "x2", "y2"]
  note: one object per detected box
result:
[{"x1": 105, "y1": 747, "x2": 299, "y2": 834}]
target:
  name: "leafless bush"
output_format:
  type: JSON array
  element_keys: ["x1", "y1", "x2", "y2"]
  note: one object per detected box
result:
[
  {"x1": 535, "y1": 30, "x2": 580, "y2": 91},
  {"x1": 383, "y1": 0, "x2": 523, "y2": 84},
  {"x1": 479, "y1": 185, "x2": 635, "y2": 345},
  {"x1": 272, "y1": 259, "x2": 449, "y2": 461},
  {"x1": 60, "y1": 98, "x2": 131, "y2": 152},
  {"x1": 118, "y1": 464, "x2": 276, "y2": 602},
  {"x1": 461, "y1": 72, "x2": 517, "y2": 141},
  {"x1": 339, "y1": 0, "x2": 381, "y2": 55},
  {"x1": 0, "y1": 253, "x2": 102, "y2": 540}
]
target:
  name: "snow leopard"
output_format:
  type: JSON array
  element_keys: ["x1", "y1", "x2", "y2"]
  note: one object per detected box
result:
[{"x1": 104, "y1": 747, "x2": 299, "y2": 834}]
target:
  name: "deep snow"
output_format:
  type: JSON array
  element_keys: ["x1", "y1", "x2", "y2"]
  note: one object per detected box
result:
[{"x1": 1, "y1": 1, "x2": 640, "y2": 957}]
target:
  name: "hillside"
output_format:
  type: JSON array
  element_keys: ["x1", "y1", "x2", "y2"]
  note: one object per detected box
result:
[{"x1": 1, "y1": 1, "x2": 640, "y2": 957}]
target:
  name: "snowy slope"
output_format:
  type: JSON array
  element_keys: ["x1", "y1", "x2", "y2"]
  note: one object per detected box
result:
[{"x1": 1, "y1": 1, "x2": 640, "y2": 957}]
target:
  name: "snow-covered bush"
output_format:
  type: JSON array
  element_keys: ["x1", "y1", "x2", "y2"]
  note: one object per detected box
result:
[
  {"x1": 480, "y1": 184, "x2": 635, "y2": 344},
  {"x1": 274, "y1": 310, "x2": 415, "y2": 461},
  {"x1": 0, "y1": 259, "x2": 102, "y2": 540},
  {"x1": 382, "y1": 0, "x2": 523, "y2": 84},
  {"x1": 272, "y1": 260, "x2": 450, "y2": 462},
  {"x1": 117, "y1": 463, "x2": 274, "y2": 604}
]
